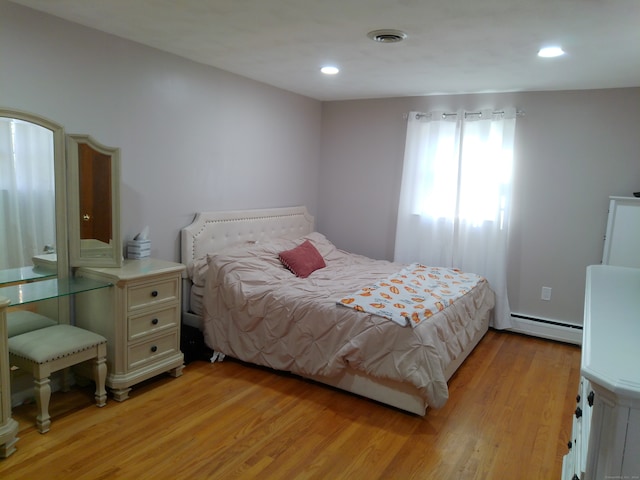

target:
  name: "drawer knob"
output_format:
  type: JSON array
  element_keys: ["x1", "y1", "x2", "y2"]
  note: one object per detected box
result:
[
  {"x1": 587, "y1": 391, "x2": 594, "y2": 407},
  {"x1": 576, "y1": 394, "x2": 580, "y2": 403},
  {"x1": 567, "y1": 440, "x2": 572, "y2": 450},
  {"x1": 575, "y1": 407, "x2": 582, "y2": 419},
  {"x1": 151, "y1": 318, "x2": 159, "y2": 325},
  {"x1": 151, "y1": 290, "x2": 159, "y2": 297},
  {"x1": 150, "y1": 345, "x2": 158, "y2": 353}
]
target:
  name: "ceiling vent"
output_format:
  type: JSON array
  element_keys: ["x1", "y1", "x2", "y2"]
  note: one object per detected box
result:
[{"x1": 367, "y1": 29, "x2": 408, "y2": 43}]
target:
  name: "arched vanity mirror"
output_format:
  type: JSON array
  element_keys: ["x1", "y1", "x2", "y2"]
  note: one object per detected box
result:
[
  {"x1": 0, "y1": 108, "x2": 69, "y2": 280},
  {"x1": 66, "y1": 135, "x2": 121, "y2": 267}
]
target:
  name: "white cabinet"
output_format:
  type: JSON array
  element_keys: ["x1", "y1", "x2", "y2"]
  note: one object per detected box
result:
[
  {"x1": 602, "y1": 196, "x2": 640, "y2": 268},
  {"x1": 563, "y1": 377, "x2": 595, "y2": 480},
  {"x1": 75, "y1": 258, "x2": 186, "y2": 401},
  {"x1": 562, "y1": 265, "x2": 640, "y2": 479}
]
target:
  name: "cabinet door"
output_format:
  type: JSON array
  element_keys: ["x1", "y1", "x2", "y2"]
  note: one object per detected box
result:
[{"x1": 602, "y1": 197, "x2": 640, "y2": 267}]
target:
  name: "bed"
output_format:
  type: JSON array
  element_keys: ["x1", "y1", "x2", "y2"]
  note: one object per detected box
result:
[{"x1": 181, "y1": 206, "x2": 494, "y2": 415}]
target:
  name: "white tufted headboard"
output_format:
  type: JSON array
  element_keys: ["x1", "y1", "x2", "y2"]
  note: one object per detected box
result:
[
  {"x1": 181, "y1": 205, "x2": 314, "y2": 266},
  {"x1": 180, "y1": 206, "x2": 314, "y2": 326}
]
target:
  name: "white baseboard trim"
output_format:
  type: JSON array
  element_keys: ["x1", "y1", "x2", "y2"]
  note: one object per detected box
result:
[{"x1": 507, "y1": 314, "x2": 582, "y2": 345}]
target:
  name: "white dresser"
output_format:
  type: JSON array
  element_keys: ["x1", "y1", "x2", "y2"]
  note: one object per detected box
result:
[
  {"x1": 75, "y1": 258, "x2": 186, "y2": 401},
  {"x1": 562, "y1": 265, "x2": 640, "y2": 479}
]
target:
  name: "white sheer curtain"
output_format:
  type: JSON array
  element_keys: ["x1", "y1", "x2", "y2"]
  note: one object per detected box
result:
[
  {"x1": 394, "y1": 108, "x2": 517, "y2": 329},
  {"x1": 0, "y1": 117, "x2": 56, "y2": 269}
]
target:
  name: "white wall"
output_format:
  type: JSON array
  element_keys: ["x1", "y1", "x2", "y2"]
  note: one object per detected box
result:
[
  {"x1": 318, "y1": 89, "x2": 640, "y2": 326},
  {"x1": 0, "y1": 1, "x2": 322, "y2": 262}
]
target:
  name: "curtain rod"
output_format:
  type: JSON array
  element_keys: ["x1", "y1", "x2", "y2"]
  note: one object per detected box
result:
[{"x1": 407, "y1": 109, "x2": 525, "y2": 120}]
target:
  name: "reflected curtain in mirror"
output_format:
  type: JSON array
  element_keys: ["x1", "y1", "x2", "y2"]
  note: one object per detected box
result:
[{"x1": 0, "y1": 118, "x2": 55, "y2": 269}]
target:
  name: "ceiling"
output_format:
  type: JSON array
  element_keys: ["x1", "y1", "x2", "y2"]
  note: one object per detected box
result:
[{"x1": 10, "y1": 0, "x2": 640, "y2": 101}]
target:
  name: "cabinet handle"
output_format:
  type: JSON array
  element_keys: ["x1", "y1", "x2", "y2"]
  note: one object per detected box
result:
[
  {"x1": 588, "y1": 391, "x2": 594, "y2": 407},
  {"x1": 150, "y1": 345, "x2": 158, "y2": 353},
  {"x1": 575, "y1": 407, "x2": 582, "y2": 419},
  {"x1": 151, "y1": 318, "x2": 159, "y2": 325},
  {"x1": 567, "y1": 440, "x2": 572, "y2": 450},
  {"x1": 576, "y1": 394, "x2": 580, "y2": 403},
  {"x1": 151, "y1": 290, "x2": 159, "y2": 297}
]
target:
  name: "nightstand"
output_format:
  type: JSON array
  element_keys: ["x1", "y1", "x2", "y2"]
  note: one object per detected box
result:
[{"x1": 75, "y1": 258, "x2": 186, "y2": 401}]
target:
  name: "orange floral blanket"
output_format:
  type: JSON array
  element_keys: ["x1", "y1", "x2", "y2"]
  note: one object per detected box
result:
[{"x1": 338, "y1": 264, "x2": 486, "y2": 327}]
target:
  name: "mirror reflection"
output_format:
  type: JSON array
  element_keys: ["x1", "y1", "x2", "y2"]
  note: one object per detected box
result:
[
  {"x1": 78, "y1": 143, "x2": 113, "y2": 247},
  {"x1": 0, "y1": 107, "x2": 68, "y2": 324},
  {"x1": 0, "y1": 116, "x2": 56, "y2": 270},
  {"x1": 67, "y1": 134, "x2": 121, "y2": 267},
  {"x1": 1, "y1": 109, "x2": 121, "y2": 274}
]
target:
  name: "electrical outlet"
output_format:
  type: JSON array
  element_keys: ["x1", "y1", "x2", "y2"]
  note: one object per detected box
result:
[{"x1": 541, "y1": 286, "x2": 552, "y2": 301}]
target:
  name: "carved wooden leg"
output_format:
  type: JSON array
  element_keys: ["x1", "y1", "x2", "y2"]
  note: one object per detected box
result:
[
  {"x1": 34, "y1": 377, "x2": 51, "y2": 434},
  {"x1": 93, "y1": 356, "x2": 107, "y2": 407},
  {"x1": 111, "y1": 387, "x2": 131, "y2": 402},
  {"x1": 0, "y1": 418, "x2": 19, "y2": 458}
]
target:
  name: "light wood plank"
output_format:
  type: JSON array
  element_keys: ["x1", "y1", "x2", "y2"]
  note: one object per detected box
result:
[{"x1": 0, "y1": 330, "x2": 580, "y2": 479}]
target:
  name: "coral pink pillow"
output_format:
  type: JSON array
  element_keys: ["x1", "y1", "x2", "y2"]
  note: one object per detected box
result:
[{"x1": 279, "y1": 240, "x2": 326, "y2": 278}]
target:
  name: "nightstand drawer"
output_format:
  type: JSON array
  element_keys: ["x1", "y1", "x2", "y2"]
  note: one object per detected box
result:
[
  {"x1": 128, "y1": 332, "x2": 178, "y2": 370},
  {"x1": 127, "y1": 276, "x2": 179, "y2": 311},
  {"x1": 128, "y1": 304, "x2": 180, "y2": 341}
]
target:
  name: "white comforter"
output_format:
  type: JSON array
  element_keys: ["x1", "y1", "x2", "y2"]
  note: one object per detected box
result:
[{"x1": 201, "y1": 232, "x2": 494, "y2": 408}]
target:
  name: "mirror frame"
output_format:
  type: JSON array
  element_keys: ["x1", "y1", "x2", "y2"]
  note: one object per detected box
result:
[
  {"x1": 0, "y1": 107, "x2": 70, "y2": 323},
  {"x1": 0, "y1": 108, "x2": 69, "y2": 280},
  {"x1": 66, "y1": 134, "x2": 122, "y2": 268}
]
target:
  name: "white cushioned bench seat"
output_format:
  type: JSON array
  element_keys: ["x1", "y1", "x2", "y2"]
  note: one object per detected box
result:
[
  {"x1": 6, "y1": 310, "x2": 57, "y2": 338},
  {"x1": 8, "y1": 324, "x2": 107, "y2": 433},
  {"x1": 9, "y1": 324, "x2": 106, "y2": 363}
]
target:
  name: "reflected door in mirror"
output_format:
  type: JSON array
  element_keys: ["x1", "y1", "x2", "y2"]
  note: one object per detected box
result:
[
  {"x1": 78, "y1": 144, "x2": 112, "y2": 245},
  {"x1": 67, "y1": 134, "x2": 121, "y2": 268}
]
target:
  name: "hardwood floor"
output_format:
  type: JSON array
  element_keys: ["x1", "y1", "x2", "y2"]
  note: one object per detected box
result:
[{"x1": 0, "y1": 329, "x2": 581, "y2": 479}]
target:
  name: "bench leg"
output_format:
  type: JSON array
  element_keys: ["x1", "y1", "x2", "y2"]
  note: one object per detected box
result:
[
  {"x1": 93, "y1": 356, "x2": 107, "y2": 407},
  {"x1": 34, "y1": 377, "x2": 51, "y2": 434}
]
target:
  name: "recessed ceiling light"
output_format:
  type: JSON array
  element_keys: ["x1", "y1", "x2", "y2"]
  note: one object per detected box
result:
[
  {"x1": 538, "y1": 46, "x2": 565, "y2": 58},
  {"x1": 321, "y1": 66, "x2": 340, "y2": 75}
]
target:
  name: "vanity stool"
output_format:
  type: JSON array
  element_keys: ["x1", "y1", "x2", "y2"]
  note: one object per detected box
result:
[{"x1": 8, "y1": 324, "x2": 107, "y2": 433}]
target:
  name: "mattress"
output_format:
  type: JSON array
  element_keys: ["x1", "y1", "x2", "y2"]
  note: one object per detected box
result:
[{"x1": 189, "y1": 284, "x2": 204, "y2": 317}]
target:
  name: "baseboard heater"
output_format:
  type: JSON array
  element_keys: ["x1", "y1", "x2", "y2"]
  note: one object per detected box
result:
[{"x1": 508, "y1": 313, "x2": 583, "y2": 345}]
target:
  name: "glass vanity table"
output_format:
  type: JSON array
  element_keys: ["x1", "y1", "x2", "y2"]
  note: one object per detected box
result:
[
  {"x1": 1, "y1": 107, "x2": 120, "y2": 457},
  {"x1": 0, "y1": 267, "x2": 56, "y2": 287},
  {"x1": 0, "y1": 107, "x2": 185, "y2": 457},
  {"x1": 0, "y1": 268, "x2": 111, "y2": 457},
  {"x1": 1, "y1": 107, "x2": 182, "y2": 457},
  {"x1": 0, "y1": 272, "x2": 110, "y2": 307}
]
